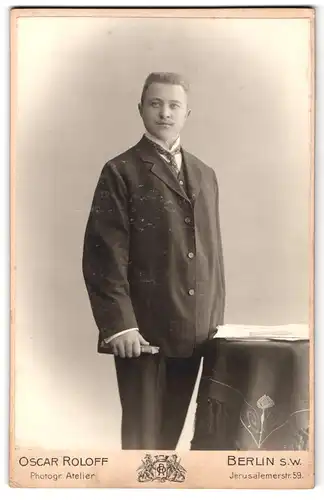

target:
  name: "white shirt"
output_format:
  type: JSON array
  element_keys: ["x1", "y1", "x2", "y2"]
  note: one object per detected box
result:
[{"x1": 103, "y1": 132, "x2": 182, "y2": 346}]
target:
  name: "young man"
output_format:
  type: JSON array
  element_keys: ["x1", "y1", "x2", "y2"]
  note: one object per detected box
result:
[{"x1": 82, "y1": 72, "x2": 225, "y2": 450}]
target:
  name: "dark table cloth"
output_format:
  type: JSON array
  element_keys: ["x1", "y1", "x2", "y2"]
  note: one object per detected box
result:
[{"x1": 191, "y1": 338, "x2": 309, "y2": 451}]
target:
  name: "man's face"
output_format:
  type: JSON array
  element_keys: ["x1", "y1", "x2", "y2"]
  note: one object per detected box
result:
[{"x1": 138, "y1": 82, "x2": 191, "y2": 146}]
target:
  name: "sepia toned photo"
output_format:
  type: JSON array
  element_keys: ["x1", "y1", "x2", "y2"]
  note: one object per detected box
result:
[{"x1": 10, "y1": 7, "x2": 315, "y2": 488}]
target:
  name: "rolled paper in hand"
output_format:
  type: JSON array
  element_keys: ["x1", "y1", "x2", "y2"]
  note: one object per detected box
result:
[{"x1": 140, "y1": 345, "x2": 160, "y2": 354}]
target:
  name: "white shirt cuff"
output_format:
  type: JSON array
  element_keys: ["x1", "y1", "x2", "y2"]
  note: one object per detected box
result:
[{"x1": 103, "y1": 328, "x2": 139, "y2": 344}]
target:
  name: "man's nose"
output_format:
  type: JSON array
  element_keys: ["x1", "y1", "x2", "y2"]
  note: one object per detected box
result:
[{"x1": 159, "y1": 105, "x2": 171, "y2": 119}]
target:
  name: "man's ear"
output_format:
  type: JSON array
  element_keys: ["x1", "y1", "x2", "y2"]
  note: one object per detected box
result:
[
  {"x1": 187, "y1": 108, "x2": 192, "y2": 119},
  {"x1": 138, "y1": 102, "x2": 143, "y2": 117}
]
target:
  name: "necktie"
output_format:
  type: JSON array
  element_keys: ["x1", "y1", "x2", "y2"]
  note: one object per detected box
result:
[{"x1": 145, "y1": 137, "x2": 181, "y2": 177}]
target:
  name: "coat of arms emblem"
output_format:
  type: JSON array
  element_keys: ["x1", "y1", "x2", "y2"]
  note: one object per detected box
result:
[{"x1": 137, "y1": 454, "x2": 187, "y2": 483}]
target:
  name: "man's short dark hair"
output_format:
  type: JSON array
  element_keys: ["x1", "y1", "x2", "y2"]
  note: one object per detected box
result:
[{"x1": 140, "y1": 72, "x2": 190, "y2": 104}]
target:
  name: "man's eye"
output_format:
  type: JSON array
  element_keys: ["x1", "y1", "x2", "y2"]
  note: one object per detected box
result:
[
  {"x1": 151, "y1": 101, "x2": 160, "y2": 107},
  {"x1": 170, "y1": 103, "x2": 180, "y2": 109}
]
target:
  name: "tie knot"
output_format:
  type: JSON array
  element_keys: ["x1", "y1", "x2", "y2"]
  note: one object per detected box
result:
[
  {"x1": 163, "y1": 147, "x2": 181, "y2": 163},
  {"x1": 146, "y1": 137, "x2": 181, "y2": 160}
]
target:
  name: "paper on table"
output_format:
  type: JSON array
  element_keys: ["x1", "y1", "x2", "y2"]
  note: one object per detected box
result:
[{"x1": 213, "y1": 324, "x2": 309, "y2": 341}]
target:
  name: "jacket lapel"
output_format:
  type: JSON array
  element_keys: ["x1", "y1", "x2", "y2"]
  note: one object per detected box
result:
[
  {"x1": 181, "y1": 149, "x2": 202, "y2": 204},
  {"x1": 135, "y1": 136, "x2": 202, "y2": 203},
  {"x1": 135, "y1": 137, "x2": 189, "y2": 201}
]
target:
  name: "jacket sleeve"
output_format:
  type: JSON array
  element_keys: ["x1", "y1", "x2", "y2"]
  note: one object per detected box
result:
[
  {"x1": 213, "y1": 171, "x2": 226, "y2": 325},
  {"x1": 82, "y1": 162, "x2": 138, "y2": 342}
]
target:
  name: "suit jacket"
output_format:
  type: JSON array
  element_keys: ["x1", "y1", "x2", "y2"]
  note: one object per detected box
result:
[{"x1": 82, "y1": 136, "x2": 225, "y2": 357}]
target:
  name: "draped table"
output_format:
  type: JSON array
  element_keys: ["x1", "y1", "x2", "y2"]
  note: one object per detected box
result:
[{"x1": 191, "y1": 337, "x2": 310, "y2": 451}]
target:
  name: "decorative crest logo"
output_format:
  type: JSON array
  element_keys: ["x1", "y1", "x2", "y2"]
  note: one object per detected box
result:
[{"x1": 137, "y1": 454, "x2": 186, "y2": 483}]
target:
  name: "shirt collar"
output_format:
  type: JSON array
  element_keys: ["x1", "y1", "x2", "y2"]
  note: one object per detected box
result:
[{"x1": 144, "y1": 131, "x2": 181, "y2": 154}]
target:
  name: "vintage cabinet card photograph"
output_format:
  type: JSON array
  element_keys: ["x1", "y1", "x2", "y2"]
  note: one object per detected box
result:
[{"x1": 10, "y1": 6, "x2": 315, "y2": 489}]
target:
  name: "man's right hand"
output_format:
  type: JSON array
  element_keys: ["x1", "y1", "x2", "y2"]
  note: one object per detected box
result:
[{"x1": 110, "y1": 330, "x2": 150, "y2": 358}]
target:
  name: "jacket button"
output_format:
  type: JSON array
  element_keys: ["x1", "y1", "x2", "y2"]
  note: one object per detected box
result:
[
  {"x1": 188, "y1": 289, "x2": 195, "y2": 296},
  {"x1": 188, "y1": 252, "x2": 194, "y2": 259},
  {"x1": 184, "y1": 217, "x2": 191, "y2": 224},
  {"x1": 179, "y1": 180, "x2": 184, "y2": 186}
]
